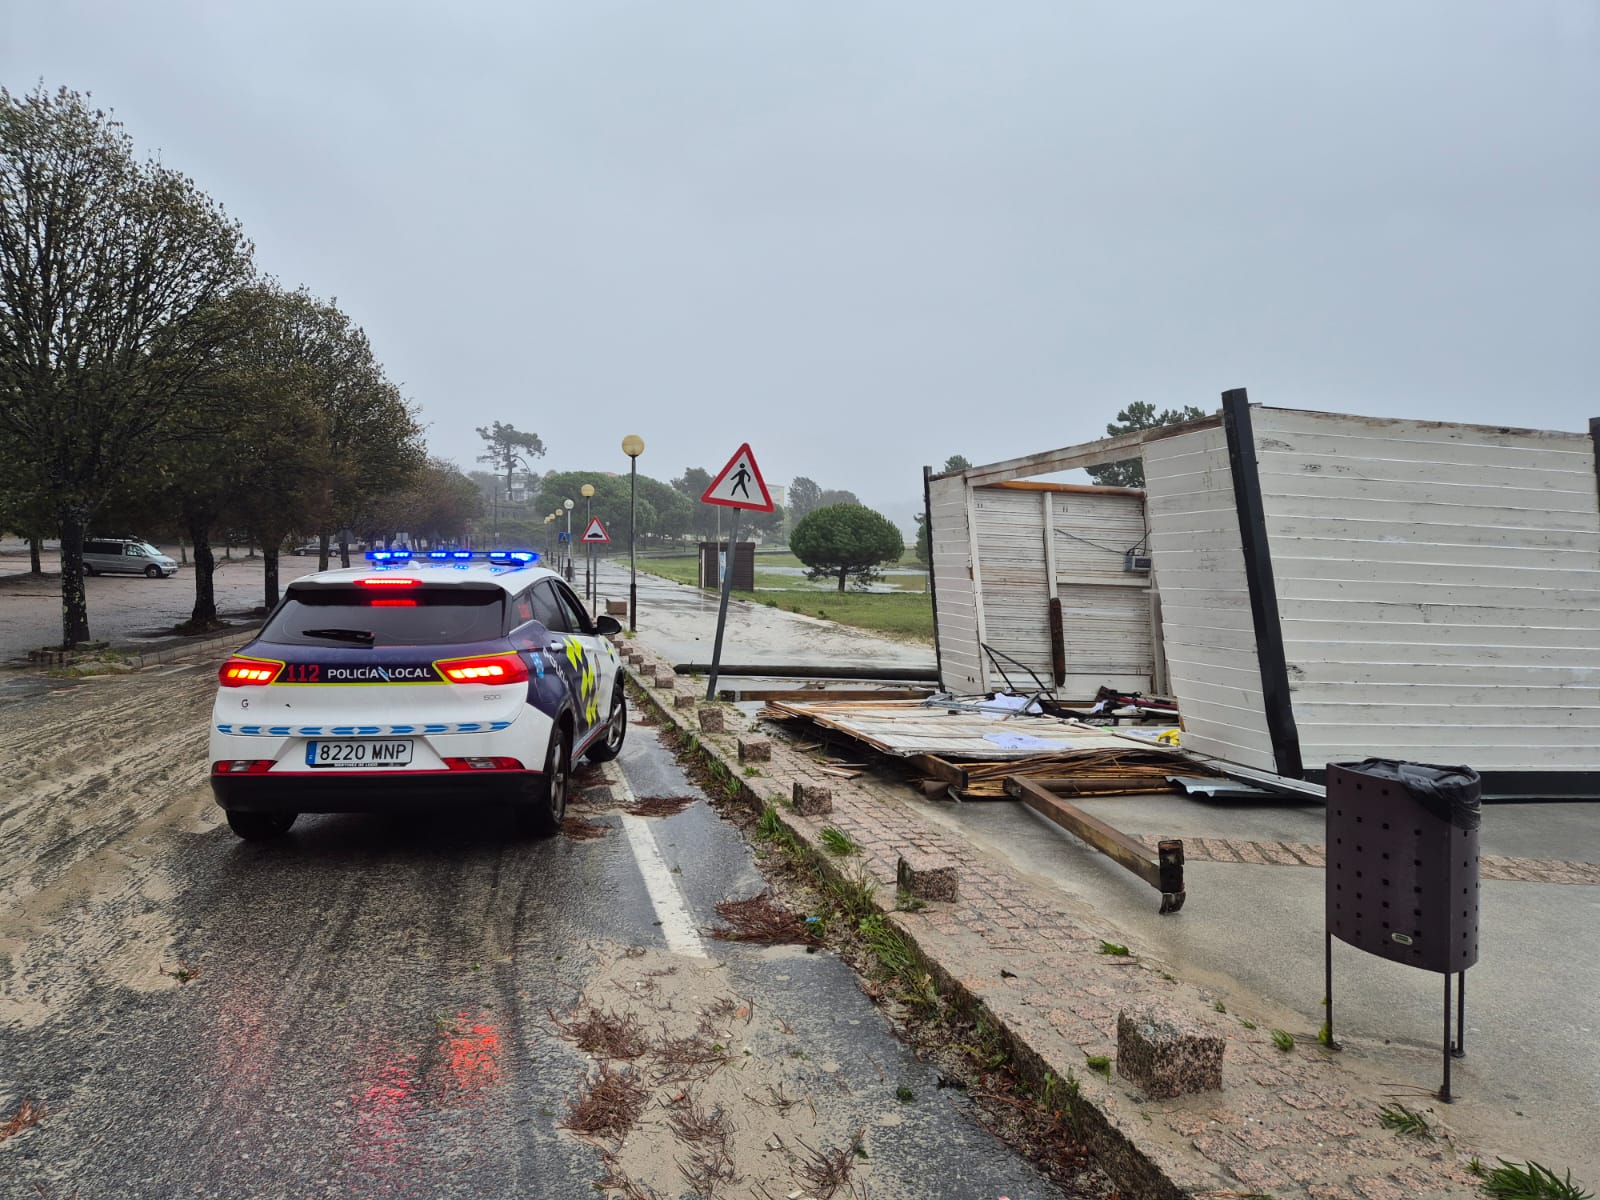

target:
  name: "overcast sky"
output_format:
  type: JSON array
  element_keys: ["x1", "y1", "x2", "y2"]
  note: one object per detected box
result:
[{"x1": 6, "y1": 2, "x2": 1598, "y2": 524}]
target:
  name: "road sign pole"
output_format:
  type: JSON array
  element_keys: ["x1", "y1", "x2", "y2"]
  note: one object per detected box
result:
[{"x1": 705, "y1": 510, "x2": 740, "y2": 702}]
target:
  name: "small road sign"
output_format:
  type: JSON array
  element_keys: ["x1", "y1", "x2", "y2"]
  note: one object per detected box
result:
[
  {"x1": 558, "y1": 532, "x2": 571, "y2": 542},
  {"x1": 581, "y1": 517, "x2": 611, "y2": 543},
  {"x1": 701, "y1": 443, "x2": 774, "y2": 512}
]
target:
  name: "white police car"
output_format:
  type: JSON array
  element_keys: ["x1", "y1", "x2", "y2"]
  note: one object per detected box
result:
[{"x1": 209, "y1": 550, "x2": 626, "y2": 840}]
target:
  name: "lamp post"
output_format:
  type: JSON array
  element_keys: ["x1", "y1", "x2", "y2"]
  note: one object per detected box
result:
[
  {"x1": 543, "y1": 514, "x2": 554, "y2": 560},
  {"x1": 622, "y1": 434, "x2": 644, "y2": 630},
  {"x1": 580, "y1": 483, "x2": 596, "y2": 606},
  {"x1": 563, "y1": 499, "x2": 575, "y2": 582}
]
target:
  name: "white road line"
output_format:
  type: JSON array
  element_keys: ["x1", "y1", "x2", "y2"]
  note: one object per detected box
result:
[{"x1": 610, "y1": 766, "x2": 707, "y2": 959}]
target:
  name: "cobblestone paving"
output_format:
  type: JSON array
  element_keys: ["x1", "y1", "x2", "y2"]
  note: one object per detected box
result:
[
  {"x1": 1134, "y1": 834, "x2": 1600, "y2": 885},
  {"x1": 618, "y1": 639, "x2": 1495, "y2": 1200}
]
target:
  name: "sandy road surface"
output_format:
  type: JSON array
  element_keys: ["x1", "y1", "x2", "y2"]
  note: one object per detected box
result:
[
  {"x1": 0, "y1": 665, "x2": 220, "y2": 1027},
  {"x1": 0, "y1": 663, "x2": 1074, "y2": 1199}
]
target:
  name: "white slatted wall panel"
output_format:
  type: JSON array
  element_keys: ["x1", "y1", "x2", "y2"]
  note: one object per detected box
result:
[
  {"x1": 1144, "y1": 428, "x2": 1278, "y2": 770},
  {"x1": 970, "y1": 487, "x2": 1051, "y2": 690},
  {"x1": 1255, "y1": 408, "x2": 1600, "y2": 772},
  {"x1": 929, "y1": 474, "x2": 983, "y2": 692},
  {"x1": 1048, "y1": 490, "x2": 1155, "y2": 693}
]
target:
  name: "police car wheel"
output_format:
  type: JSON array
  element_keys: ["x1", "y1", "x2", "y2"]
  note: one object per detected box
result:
[
  {"x1": 516, "y1": 729, "x2": 569, "y2": 836},
  {"x1": 226, "y1": 810, "x2": 297, "y2": 841},
  {"x1": 585, "y1": 688, "x2": 627, "y2": 763},
  {"x1": 144, "y1": 564, "x2": 162, "y2": 578}
]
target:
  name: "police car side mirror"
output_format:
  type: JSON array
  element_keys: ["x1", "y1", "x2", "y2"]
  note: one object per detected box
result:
[{"x1": 594, "y1": 615, "x2": 623, "y2": 636}]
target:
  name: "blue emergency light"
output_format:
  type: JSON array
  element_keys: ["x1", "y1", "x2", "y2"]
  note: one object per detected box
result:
[{"x1": 364, "y1": 548, "x2": 539, "y2": 565}]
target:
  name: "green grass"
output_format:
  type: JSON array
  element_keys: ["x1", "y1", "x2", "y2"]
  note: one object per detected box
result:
[
  {"x1": 632, "y1": 549, "x2": 935, "y2": 642},
  {"x1": 819, "y1": 826, "x2": 859, "y2": 856},
  {"x1": 636, "y1": 552, "x2": 929, "y2": 595},
  {"x1": 1377, "y1": 1102, "x2": 1432, "y2": 1138},
  {"x1": 757, "y1": 591, "x2": 933, "y2": 643},
  {"x1": 1478, "y1": 1160, "x2": 1593, "y2": 1200},
  {"x1": 1097, "y1": 941, "x2": 1130, "y2": 957},
  {"x1": 1270, "y1": 1028, "x2": 1295, "y2": 1052}
]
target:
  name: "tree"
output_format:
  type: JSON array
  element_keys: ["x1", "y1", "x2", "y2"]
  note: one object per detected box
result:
[
  {"x1": 477, "y1": 422, "x2": 545, "y2": 498},
  {"x1": 0, "y1": 84, "x2": 255, "y2": 645},
  {"x1": 1084, "y1": 403, "x2": 1209, "y2": 488},
  {"x1": 671, "y1": 466, "x2": 717, "y2": 540},
  {"x1": 941, "y1": 454, "x2": 972, "y2": 474},
  {"x1": 913, "y1": 512, "x2": 930, "y2": 566},
  {"x1": 788, "y1": 477, "x2": 822, "y2": 521},
  {"x1": 369, "y1": 458, "x2": 482, "y2": 548},
  {"x1": 791, "y1": 503, "x2": 906, "y2": 592},
  {"x1": 818, "y1": 488, "x2": 860, "y2": 508}
]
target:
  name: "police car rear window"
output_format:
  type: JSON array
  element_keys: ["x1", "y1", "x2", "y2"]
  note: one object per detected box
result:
[{"x1": 259, "y1": 587, "x2": 505, "y2": 647}]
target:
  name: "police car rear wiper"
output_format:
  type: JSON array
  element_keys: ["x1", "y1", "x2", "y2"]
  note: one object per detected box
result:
[{"x1": 302, "y1": 628, "x2": 376, "y2": 644}]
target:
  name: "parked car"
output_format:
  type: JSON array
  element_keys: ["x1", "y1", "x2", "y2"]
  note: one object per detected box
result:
[
  {"x1": 83, "y1": 538, "x2": 179, "y2": 578},
  {"x1": 209, "y1": 549, "x2": 625, "y2": 840}
]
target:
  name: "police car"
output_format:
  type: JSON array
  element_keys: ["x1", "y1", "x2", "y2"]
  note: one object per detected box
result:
[{"x1": 209, "y1": 550, "x2": 626, "y2": 840}]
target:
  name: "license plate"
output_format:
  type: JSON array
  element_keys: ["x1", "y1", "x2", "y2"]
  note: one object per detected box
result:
[{"x1": 304, "y1": 739, "x2": 414, "y2": 768}]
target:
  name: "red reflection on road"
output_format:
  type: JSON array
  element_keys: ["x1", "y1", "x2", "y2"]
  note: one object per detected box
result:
[
  {"x1": 351, "y1": 1053, "x2": 423, "y2": 1187},
  {"x1": 435, "y1": 1012, "x2": 503, "y2": 1100}
]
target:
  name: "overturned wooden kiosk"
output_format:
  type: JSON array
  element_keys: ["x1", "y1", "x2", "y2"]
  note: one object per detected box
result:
[{"x1": 924, "y1": 388, "x2": 1600, "y2": 802}]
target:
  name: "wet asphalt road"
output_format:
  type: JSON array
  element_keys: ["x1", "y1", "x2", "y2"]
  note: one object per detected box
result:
[{"x1": 1, "y1": 676, "x2": 1064, "y2": 1200}]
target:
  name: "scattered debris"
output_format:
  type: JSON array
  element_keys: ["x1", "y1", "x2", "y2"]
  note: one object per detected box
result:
[
  {"x1": 562, "y1": 816, "x2": 612, "y2": 840},
  {"x1": 791, "y1": 1130, "x2": 866, "y2": 1200},
  {"x1": 633, "y1": 795, "x2": 696, "y2": 817},
  {"x1": 710, "y1": 894, "x2": 820, "y2": 946},
  {"x1": 651, "y1": 1033, "x2": 732, "y2": 1084},
  {"x1": 551, "y1": 1004, "x2": 649, "y2": 1060},
  {"x1": 666, "y1": 1093, "x2": 735, "y2": 1145},
  {"x1": 563, "y1": 1064, "x2": 648, "y2": 1140},
  {"x1": 0, "y1": 1098, "x2": 46, "y2": 1142}
]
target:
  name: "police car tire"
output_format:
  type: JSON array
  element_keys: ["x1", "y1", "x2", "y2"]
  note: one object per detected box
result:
[
  {"x1": 226, "y1": 810, "x2": 297, "y2": 840},
  {"x1": 517, "y1": 729, "x2": 569, "y2": 836},
  {"x1": 585, "y1": 687, "x2": 627, "y2": 763}
]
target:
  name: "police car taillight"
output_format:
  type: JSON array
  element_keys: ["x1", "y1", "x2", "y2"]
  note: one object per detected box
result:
[
  {"x1": 219, "y1": 657, "x2": 283, "y2": 686},
  {"x1": 213, "y1": 760, "x2": 275, "y2": 774},
  {"x1": 355, "y1": 576, "x2": 419, "y2": 587},
  {"x1": 442, "y1": 756, "x2": 524, "y2": 771},
  {"x1": 434, "y1": 653, "x2": 529, "y2": 684}
]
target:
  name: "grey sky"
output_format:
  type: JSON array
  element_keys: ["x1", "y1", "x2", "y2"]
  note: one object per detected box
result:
[{"x1": 6, "y1": 2, "x2": 1597, "y2": 525}]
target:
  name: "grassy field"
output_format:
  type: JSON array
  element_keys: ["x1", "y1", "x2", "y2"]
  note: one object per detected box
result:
[
  {"x1": 637, "y1": 552, "x2": 928, "y2": 593},
  {"x1": 634, "y1": 552, "x2": 934, "y2": 642},
  {"x1": 755, "y1": 590, "x2": 934, "y2": 643}
]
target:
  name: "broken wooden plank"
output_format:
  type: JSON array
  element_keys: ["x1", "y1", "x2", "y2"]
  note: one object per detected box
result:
[{"x1": 1006, "y1": 775, "x2": 1186, "y2": 913}]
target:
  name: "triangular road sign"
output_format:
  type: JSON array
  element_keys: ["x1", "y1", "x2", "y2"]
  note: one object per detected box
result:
[
  {"x1": 701, "y1": 442, "x2": 774, "y2": 512},
  {"x1": 580, "y1": 517, "x2": 611, "y2": 543}
]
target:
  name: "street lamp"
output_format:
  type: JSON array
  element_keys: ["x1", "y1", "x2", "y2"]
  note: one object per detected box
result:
[
  {"x1": 580, "y1": 483, "x2": 596, "y2": 605},
  {"x1": 543, "y1": 514, "x2": 554, "y2": 559},
  {"x1": 622, "y1": 434, "x2": 644, "y2": 630}
]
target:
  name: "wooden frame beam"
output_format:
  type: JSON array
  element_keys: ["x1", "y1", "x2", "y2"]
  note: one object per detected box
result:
[
  {"x1": 1007, "y1": 775, "x2": 1186, "y2": 913},
  {"x1": 955, "y1": 413, "x2": 1221, "y2": 487}
]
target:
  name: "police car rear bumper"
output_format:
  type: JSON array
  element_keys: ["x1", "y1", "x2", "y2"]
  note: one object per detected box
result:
[{"x1": 210, "y1": 768, "x2": 539, "y2": 812}]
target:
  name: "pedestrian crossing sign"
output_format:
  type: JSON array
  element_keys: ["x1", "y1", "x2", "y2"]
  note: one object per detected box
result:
[
  {"x1": 701, "y1": 443, "x2": 774, "y2": 512},
  {"x1": 581, "y1": 517, "x2": 611, "y2": 543}
]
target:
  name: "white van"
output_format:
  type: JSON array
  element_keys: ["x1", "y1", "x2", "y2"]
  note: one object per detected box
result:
[{"x1": 83, "y1": 538, "x2": 179, "y2": 578}]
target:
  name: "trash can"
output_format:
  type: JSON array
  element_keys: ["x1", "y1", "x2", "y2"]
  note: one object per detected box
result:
[
  {"x1": 1324, "y1": 758, "x2": 1481, "y2": 1100},
  {"x1": 1326, "y1": 759, "x2": 1481, "y2": 973}
]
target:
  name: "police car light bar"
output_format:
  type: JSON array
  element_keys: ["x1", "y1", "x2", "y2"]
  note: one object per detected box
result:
[{"x1": 363, "y1": 549, "x2": 540, "y2": 564}]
